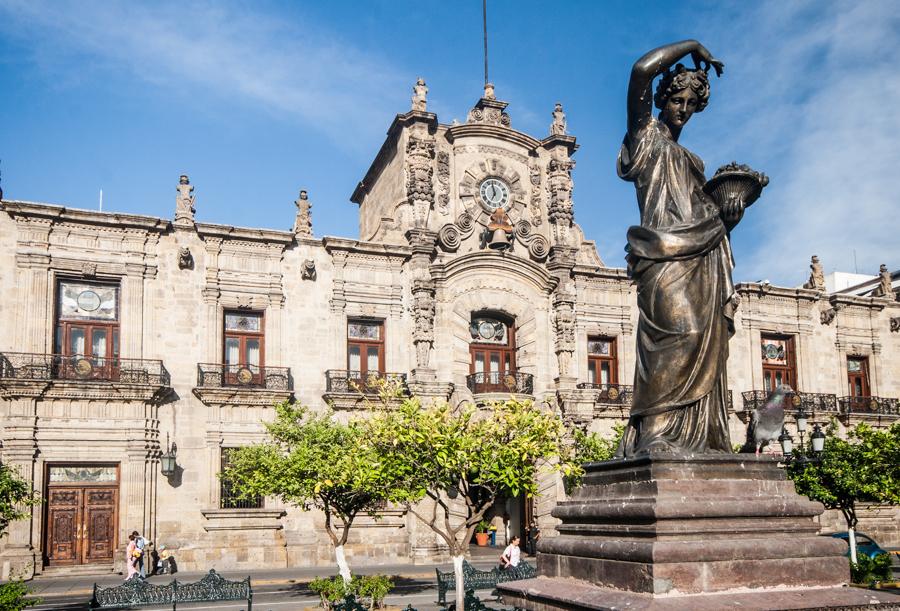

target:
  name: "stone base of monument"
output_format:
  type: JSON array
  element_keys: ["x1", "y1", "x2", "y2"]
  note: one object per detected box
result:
[{"x1": 497, "y1": 453, "x2": 900, "y2": 610}]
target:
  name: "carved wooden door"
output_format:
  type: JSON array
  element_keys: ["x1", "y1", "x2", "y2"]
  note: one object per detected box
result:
[
  {"x1": 82, "y1": 488, "x2": 117, "y2": 563},
  {"x1": 45, "y1": 485, "x2": 118, "y2": 565},
  {"x1": 45, "y1": 488, "x2": 81, "y2": 565}
]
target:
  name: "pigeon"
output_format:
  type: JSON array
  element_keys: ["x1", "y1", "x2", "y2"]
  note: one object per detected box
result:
[{"x1": 741, "y1": 384, "x2": 791, "y2": 454}]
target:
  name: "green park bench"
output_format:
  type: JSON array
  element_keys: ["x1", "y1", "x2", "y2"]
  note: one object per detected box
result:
[
  {"x1": 91, "y1": 569, "x2": 252, "y2": 610},
  {"x1": 435, "y1": 559, "x2": 535, "y2": 606}
]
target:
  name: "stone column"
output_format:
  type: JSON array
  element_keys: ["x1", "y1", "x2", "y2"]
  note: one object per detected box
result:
[
  {"x1": 549, "y1": 246, "x2": 578, "y2": 390},
  {"x1": 0, "y1": 395, "x2": 40, "y2": 579},
  {"x1": 406, "y1": 230, "x2": 438, "y2": 383}
]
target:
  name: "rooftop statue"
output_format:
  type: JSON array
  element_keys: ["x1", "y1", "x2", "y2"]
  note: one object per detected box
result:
[
  {"x1": 411, "y1": 77, "x2": 428, "y2": 112},
  {"x1": 803, "y1": 255, "x2": 826, "y2": 291},
  {"x1": 617, "y1": 40, "x2": 766, "y2": 456},
  {"x1": 550, "y1": 102, "x2": 566, "y2": 135}
]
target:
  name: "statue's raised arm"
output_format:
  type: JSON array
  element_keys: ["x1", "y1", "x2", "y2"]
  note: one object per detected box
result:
[{"x1": 626, "y1": 40, "x2": 723, "y2": 140}]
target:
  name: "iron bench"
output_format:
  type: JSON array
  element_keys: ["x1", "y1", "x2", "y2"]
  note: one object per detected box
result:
[
  {"x1": 435, "y1": 559, "x2": 535, "y2": 605},
  {"x1": 91, "y1": 569, "x2": 252, "y2": 610}
]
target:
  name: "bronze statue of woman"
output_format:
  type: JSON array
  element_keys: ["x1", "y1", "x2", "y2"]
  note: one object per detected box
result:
[{"x1": 617, "y1": 40, "x2": 743, "y2": 456}]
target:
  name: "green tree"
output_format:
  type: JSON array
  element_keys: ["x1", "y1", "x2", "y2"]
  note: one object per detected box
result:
[
  {"x1": 221, "y1": 402, "x2": 391, "y2": 583},
  {"x1": 0, "y1": 462, "x2": 41, "y2": 611},
  {"x1": 365, "y1": 397, "x2": 572, "y2": 611},
  {"x1": 564, "y1": 423, "x2": 625, "y2": 493},
  {"x1": 786, "y1": 422, "x2": 900, "y2": 566}
]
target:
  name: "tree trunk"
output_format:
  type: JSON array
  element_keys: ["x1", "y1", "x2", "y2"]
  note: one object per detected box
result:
[
  {"x1": 335, "y1": 545, "x2": 352, "y2": 584},
  {"x1": 848, "y1": 527, "x2": 858, "y2": 565},
  {"x1": 453, "y1": 554, "x2": 465, "y2": 611}
]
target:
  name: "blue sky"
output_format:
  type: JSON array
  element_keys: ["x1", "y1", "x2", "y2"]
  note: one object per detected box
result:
[{"x1": 1, "y1": 0, "x2": 897, "y2": 286}]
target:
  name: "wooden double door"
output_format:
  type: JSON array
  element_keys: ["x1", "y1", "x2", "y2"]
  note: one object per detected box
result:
[{"x1": 45, "y1": 485, "x2": 118, "y2": 566}]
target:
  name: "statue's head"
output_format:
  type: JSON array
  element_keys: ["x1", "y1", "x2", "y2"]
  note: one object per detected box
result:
[
  {"x1": 179, "y1": 174, "x2": 190, "y2": 185},
  {"x1": 811, "y1": 255, "x2": 819, "y2": 263},
  {"x1": 655, "y1": 64, "x2": 710, "y2": 129}
]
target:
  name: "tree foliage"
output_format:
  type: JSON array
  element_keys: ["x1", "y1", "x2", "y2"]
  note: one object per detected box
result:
[
  {"x1": 786, "y1": 422, "x2": 900, "y2": 529},
  {"x1": 564, "y1": 423, "x2": 625, "y2": 493},
  {"x1": 0, "y1": 462, "x2": 41, "y2": 610},
  {"x1": 0, "y1": 462, "x2": 40, "y2": 539},
  {"x1": 220, "y1": 402, "x2": 392, "y2": 580},
  {"x1": 365, "y1": 397, "x2": 571, "y2": 555}
]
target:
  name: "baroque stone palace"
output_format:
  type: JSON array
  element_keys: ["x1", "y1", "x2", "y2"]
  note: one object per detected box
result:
[{"x1": 1, "y1": 83, "x2": 898, "y2": 579}]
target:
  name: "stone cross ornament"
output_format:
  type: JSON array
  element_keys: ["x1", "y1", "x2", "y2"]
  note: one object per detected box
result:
[{"x1": 617, "y1": 40, "x2": 768, "y2": 456}]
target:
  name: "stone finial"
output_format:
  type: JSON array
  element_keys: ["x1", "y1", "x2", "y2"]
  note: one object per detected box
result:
[
  {"x1": 550, "y1": 102, "x2": 567, "y2": 136},
  {"x1": 802, "y1": 255, "x2": 825, "y2": 291},
  {"x1": 484, "y1": 82, "x2": 495, "y2": 100},
  {"x1": 411, "y1": 77, "x2": 428, "y2": 112},
  {"x1": 873, "y1": 263, "x2": 893, "y2": 298},
  {"x1": 293, "y1": 189, "x2": 313, "y2": 238},
  {"x1": 174, "y1": 174, "x2": 195, "y2": 226}
]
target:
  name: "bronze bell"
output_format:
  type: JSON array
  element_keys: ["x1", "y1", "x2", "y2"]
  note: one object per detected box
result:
[{"x1": 488, "y1": 228, "x2": 511, "y2": 250}]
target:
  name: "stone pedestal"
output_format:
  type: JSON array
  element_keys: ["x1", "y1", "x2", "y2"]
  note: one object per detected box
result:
[{"x1": 499, "y1": 454, "x2": 900, "y2": 610}]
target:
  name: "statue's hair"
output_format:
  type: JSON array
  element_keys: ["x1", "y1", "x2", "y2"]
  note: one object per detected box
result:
[{"x1": 654, "y1": 63, "x2": 710, "y2": 112}]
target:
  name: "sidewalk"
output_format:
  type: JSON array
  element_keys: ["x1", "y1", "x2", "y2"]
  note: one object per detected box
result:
[{"x1": 26, "y1": 545, "x2": 513, "y2": 601}]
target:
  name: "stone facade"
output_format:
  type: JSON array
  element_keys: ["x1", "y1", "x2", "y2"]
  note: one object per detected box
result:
[{"x1": 1, "y1": 86, "x2": 898, "y2": 579}]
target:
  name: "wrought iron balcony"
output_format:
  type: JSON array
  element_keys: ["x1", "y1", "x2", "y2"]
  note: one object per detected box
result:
[
  {"x1": 838, "y1": 396, "x2": 900, "y2": 416},
  {"x1": 0, "y1": 352, "x2": 170, "y2": 386},
  {"x1": 575, "y1": 382, "x2": 633, "y2": 407},
  {"x1": 466, "y1": 371, "x2": 534, "y2": 395},
  {"x1": 196, "y1": 363, "x2": 293, "y2": 391},
  {"x1": 325, "y1": 370, "x2": 408, "y2": 394},
  {"x1": 741, "y1": 390, "x2": 839, "y2": 414}
]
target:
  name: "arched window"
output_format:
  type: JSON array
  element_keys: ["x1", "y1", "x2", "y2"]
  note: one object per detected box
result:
[{"x1": 469, "y1": 314, "x2": 516, "y2": 393}]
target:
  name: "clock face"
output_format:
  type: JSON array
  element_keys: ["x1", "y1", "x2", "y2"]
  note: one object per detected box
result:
[{"x1": 479, "y1": 178, "x2": 510, "y2": 210}]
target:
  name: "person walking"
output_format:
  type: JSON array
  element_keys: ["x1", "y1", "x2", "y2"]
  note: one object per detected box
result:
[
  {"x1": 125, "y1": 533, "x2": 140, "y2": 580},
  {"x1": 131, "y1": 530, "x2": 148, "y2": 578},
  {"x1": 499, "y1": 535, "x2": 521, "y2": 570}
]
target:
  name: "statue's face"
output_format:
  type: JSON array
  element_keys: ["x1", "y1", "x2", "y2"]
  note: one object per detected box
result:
[{"x1": 661, "y1": 88, "x2": 699, "y2": 130}]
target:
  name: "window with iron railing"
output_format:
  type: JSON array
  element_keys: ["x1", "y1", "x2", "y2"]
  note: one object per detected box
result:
[{"x1": 219, "y1": 448, "x2": 263, "y2": 509}]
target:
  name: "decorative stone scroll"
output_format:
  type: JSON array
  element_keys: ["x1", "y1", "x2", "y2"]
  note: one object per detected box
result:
[
  {"x1": 467, "y1": 84, "x2": 511, "y2": 127},
  {"x1": 891, "y1": 317, "x2": 900, "y2": 333},
  {"x1": 405, "y1": 136, "x2": 436, "y2": 227}
]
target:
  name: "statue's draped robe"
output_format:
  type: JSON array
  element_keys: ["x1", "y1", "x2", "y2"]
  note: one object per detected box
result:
[{"x1": 617, "y1": 118, "x2": 736, "y2": 455}]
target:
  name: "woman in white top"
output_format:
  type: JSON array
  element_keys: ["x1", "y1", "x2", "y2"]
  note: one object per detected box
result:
[{"x1": 500, "y1": 535, "x2": 521, "y2": 569}]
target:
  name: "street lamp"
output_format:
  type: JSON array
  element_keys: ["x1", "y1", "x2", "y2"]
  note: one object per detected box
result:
[
  {"x1": 778, "y1": 428, "x2": 793, "y2": 458},
  {"x1": 160, "y1": 434, "x2": 178, "y2": 477},
  {"x1": 811, "y1": 423, "x2": 826, "y2": 455}
]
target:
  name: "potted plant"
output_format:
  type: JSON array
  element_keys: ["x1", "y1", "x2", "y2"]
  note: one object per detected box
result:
[{"x1": 475, "y1": 519, "x2": 491, "y2": 547}]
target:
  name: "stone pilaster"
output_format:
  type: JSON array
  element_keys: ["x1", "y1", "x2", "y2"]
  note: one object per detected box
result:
[
  {"x1": 549, "y1": 246, "x2": 578, "y2": 389},
  {"x1": 406, "y1": 230, "x2": 437, "y2": 382}
]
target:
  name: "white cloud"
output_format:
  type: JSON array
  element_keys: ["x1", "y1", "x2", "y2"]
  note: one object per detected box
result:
[
  {"x1": 0, "y1": 0, "x2": 406, "y2": 148},
  {"x1": 697, "y1": 0, "x2": 900, "y2": 285}
]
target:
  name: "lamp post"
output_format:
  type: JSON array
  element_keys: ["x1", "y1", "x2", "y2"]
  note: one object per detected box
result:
[
  {"x1": 160, "y1": 434, "x2": 178, "y2": 477},
  {"x1": 780, "y1": 423, "x2": 826, "y2": 464}
]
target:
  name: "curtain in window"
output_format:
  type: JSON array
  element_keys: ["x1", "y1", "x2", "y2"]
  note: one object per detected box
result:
[
  {"x1": 225, "y1": 338, "x2": 240, "y2": 365},
  {"x1": 92, "y1": 329, "x2": 107, "y2": 364},
  {"x1": 70, "y1": 328, "x2": 86, "y2": 357},
  {"x1": 246, "y1": 339, "x2": 260, "y2": 368}
]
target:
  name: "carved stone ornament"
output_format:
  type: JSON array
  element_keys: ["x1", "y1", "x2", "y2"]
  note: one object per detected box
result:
[
  {"x1": 512, "y1": 219, "x2": 550, "y2": 262},
  {"x1": 436, "y1": 151, "x2": 451, "y2": 215},
  {"x1": 550, "y1": 102, "x2": 567, "y2": 136},
  {"x1": 467, "y1": 85, "x2": 511, "y2": 127},
  {"x1": 411, "y1": 77, "x2": 428, "y2": 112},
  {"x1": 178, "y1": 247, "x2": 194, "y2": 270},
  {"x1": 301, "y1": 259, "x2": 316, "y2": 281},
  {"x1": 437, "y1": 224, "x2": 461, "y2": 251},
  {"x1": 405, "y1": 136, "x2": 436, "y2": 228},
  {"x1": 293, "y1": 190, "x2": 313, "y2": 237},
  {"x1": 872, "y1": 263, "x2": 894, "y2": 298},
  {"x1": 553, "y1": 293, "x2": 576, "y2": 376},
  {"x1": 529, "y1": 160, "x2": 543, "y2": 226},
  {"x1": 412, "y1": 282, "x2": 436, "y2": 368},
  {"x1": 174, "y1": 174, "x2": 196, "y2": 226},
  {"x1": 820, "y1": 307, "x2": 836, "y2": 326},
  {"x1": 891, "y1": 317, "x2": 900, "y2": 333},
  {"x1": 802, "y1": 255, "x2": 825, "y2": 291},
  {"x1": 82, "y1": 262, "x2": 97, "y2": 278}
]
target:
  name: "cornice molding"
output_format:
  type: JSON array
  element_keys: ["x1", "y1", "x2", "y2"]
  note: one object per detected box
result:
[
  {"x1": 444, "y1": 123, "x2": 541, "y2": 151},
  {"x1": 192, "y1": 387, "x2": 292, "y2": 407}
]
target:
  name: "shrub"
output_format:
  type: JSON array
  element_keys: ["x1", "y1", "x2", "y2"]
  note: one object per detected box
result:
[
  {"x1": 0, "y1": 579, "x2": 40, "y2": 611},
  {"x1": 850, "y1": 552, "x2": 893, "y2": 585},
  {"x1": 352, "y1": 574, "x2": 393, "y2": 610},
  {"x1": 308, "y1": 575, "x2": 348, "y2": 609}
]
